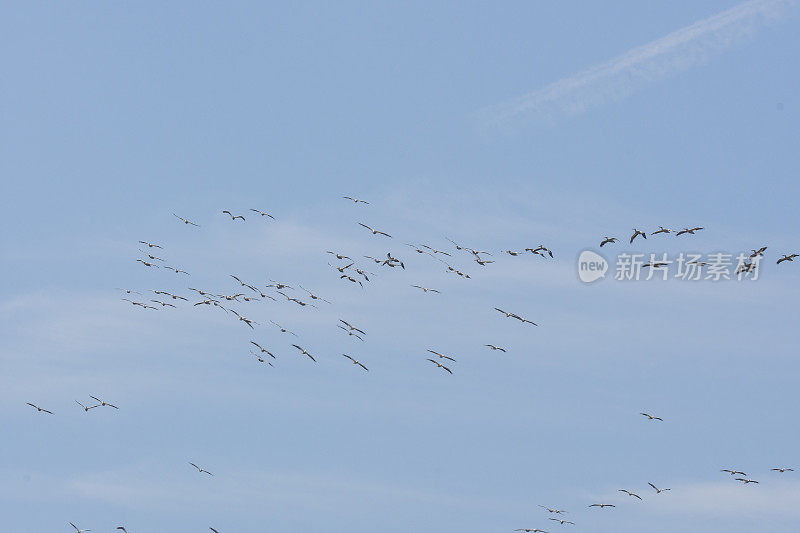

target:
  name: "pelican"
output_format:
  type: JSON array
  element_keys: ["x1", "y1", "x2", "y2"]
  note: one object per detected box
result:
[
  {"x1": 164, "y1": 266, "x2": 189, "y2": 275},
  {"x1": 411, "y1": 285, "x2": 440, "y2": 293},
  {"x1": 676, "y1": 227, "x2": 703, "y2": 235},
  {"x1": 777, "y1": 254, "x2": 798, "y2": 264},
  {"x1": 630, "y1": 228, "x2": 647, "y2": 243},
  {"x1": 338, "y1": 325, "x2": 364, "y2": 341},
  {"x1": 772, "y1": 467, "x2": 794, "y2": 472},
  {"x1": 538, "y1": 506, "x2": 567, "y2": 514},
  {"x1": 173, "y1": 214, "x2": 199, "y2": 226},
  {"x1": 90, "y1": 395, "x2": 119, "y2": 409},
  {"x1": 648, "y1": 482, "x2": 670, "y2": 493},
  {"x1": 250, "y1": 208, "x2": 275, "y2": 219},
  {"x1": 640, "y1": 412, "x2": 663, "y2": 421},
  {"x1": 548, "y1": 518, "x2": 574, "y2": 525},
  {"x1": 270, "y1": 321, "x2": 297, "y2": 336},
  {"x1": 721, "y1": 469, "x2": 746, "y2": 476},
  {"x1": 138, "y1": 240, "x2": 162, "y2": 248},
  {"x1": 600, "y1": 237, "x2": 618, "y2": 247},
  {"x1": 426, "y1": 358, "x2": 453, "y2": 374},
  {"x1": 427, "y1": 349, "x2": 456, "y2": 362},
  {"x1": 69, "y1": 523, "x2": 91, "y2": 533},
  {"x1": 339, "y1": 320, "x2": 366, "y2": 335},
  {"x1": 735, "y1": 478, "x2": 759, "y2": 484},
  {"x1": 358, "y1": 222, "x2": 391, "y2": 237},
  {"x1": 222, "y1": 210, "x2": 245, "y2": 221},
  {"x1": 75, "y1": 400, "x2": 100, "y2": 412},
  {"x1": 750, "y1": 246, "x2": 767, "y2": 257},
  {"x1": 618, "y1": 489, "x2": 642, "y2": 500},
  {"x1": 343, "y1": 196, "x2": 369, "y2": 204},
  {"x1": 327, "y1": 251, "x2": 351, "y2": 260},
  {"x1": 136, "y1": 259, "x2": 159, "y2": 268},
  {"x1": 291, "y1": 344, "x2": 317, "y2": 362},
  {"x1": 139, "y1": 250, "x2": 164, "y2": 261},
  {"x1": 27, "y1": 402, "x2": 53, "y2": 414},
  {"x1": 342, "y1": 354, "x2": 368, "y2": 371},
  {"x1": 485, "y1": 344, "x2": 507, "y2": 352},
  {"x1": 589, "y1": 503, "x2": 615, "y2": 508},
  {"x1": 652, "y1": 226, "x2": 671, "y2": 235},
  {"x1": 189, "y1": 462, "x2": 213, "y2": 475},
  {"x1": 250, "y1": 341, "x2": 276, "y2": 358}
]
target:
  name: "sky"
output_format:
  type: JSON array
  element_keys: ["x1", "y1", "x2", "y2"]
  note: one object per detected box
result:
[{"x1": 2, "y1": 1, "x2": 800, "y2": 532}]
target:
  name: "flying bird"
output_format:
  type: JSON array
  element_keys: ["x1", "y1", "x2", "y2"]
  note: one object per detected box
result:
[
  {"x1": 222, "y1": 210, "x2": 245, "y2": 221},
  {"x1": 270, "y1": 321, "x2": 297, "y2": 336},
  {"x1": 538, "y1": 506, "x2": 567, "y2": 514},
  {"x1": 630, "y1": 229, "x2": 647, "y2": 243},
  {"x1": 721, "y1": 469, "x2": 746, "y2": 476},
  {"x1": 750, "y1": 246, "x2": 767, "y2": 258},
  {"x1": 173, "y1": 214, "x2": 199, "y2": 226},
  {"x1": 648, "y1": 482, "x2": 670, "y2": 493},
  {"x1": 339, "y1": 320, "x2": 366, "y2": 335},
  {"x1": 327, "y1": 251, "x2": 352, "y2": 260},
  {"x1": 291, "y1": 344, "x2": 317, "y2": 362},
  {"x1": 250, "y1": 341, "x2": 276, "y2": 358},
  {"x1": 338, "y1": 325, "x2": 364, "y2": 341},
  {"x1": 735, "y1": 478, "x2": 759, "y2": 484},
  {"x1": 427, "y1": 349, "x2": 456, "y2": 362},
  {"x1": 163, "y1": 266, "x2": 189, "y2": 275},
  {"x1": 772, "y1": 467, "x2": 794, "y2": 473},
  {"x1": 548, "y1": 518, "x2": 574, "y2": 525},
  {"x1": 600, "y1": 236, "x2": 618, "y2": 247},
  {"x1": 89, "y1": 395, "x2": 119, "y2": 409},
  {"x1": 618, "y1": 489, "x2": 642, "y2": 500},
  {"x1": 69, "y1": 523, "x2": 91, "y2": 533},
  {"x1": 411, "y1": 285, "x2": 440, "y2": 293},
  {"x1": 342, "y1": 354, "x2": 368, "y2": 371},
  {"x1": 75, "y1": 400, "x2": 100, "y2": 412},
  {"x1": 189, "y1": 462, "x2": 213, "y2": 476},
  {"x1": 777, "y1": 254, "x2": 798, "y2": 264},
  {"x1": 652, "y1": 226, "x2": 671, "y2": 235},
  {"x1": 589, "y1": 503, "x2": 615, "y2": 508},
  {"x1": 27, "y1": 402, "x2": 53, "y2": 414},
  {"x1": 640, "y1": 412, "x2": 663, "y2": 421},
  {"x1": 485, "y1": 344, "x2": 507, "y2": 352},
  {"x1": 250, "y1": 208, "x2": 275, "y2": 219},
  {"x1": 676, "y1": 227, "x2": 704, "y2": 236},
  {"x1": 358, "y1": 223, "x2": 391, "y2": 237},
  {"x1": 343, "y1": 196, "x2": 369, "y2": 204},
  {"x1": 138, "y1": 240, "x2": 162, "y2": 248},
  {"x1": 427, "y1": 358, "x2": 453, "y2": 374}
]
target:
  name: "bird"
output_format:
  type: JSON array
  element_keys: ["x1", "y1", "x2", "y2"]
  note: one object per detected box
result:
[
  {"x1": 250, "y1": 341, "x2": 276, "y2": 358},
  {"x1": 538, "y1": 506, "x2": 567, "y2": 514},
  {"x1": 189, "y1": 462, "x2": 213, "y2": 475},
  {"x1": 640, "y1": 412, "x2": 663, "y2": 421},
  {"x1": 735, "y1": 478, "x2": 759, "y2": 484},
  {"x1": 515, "y1": 529, "x2": 549, "y2": 532},
  {"x1": 163, "y1": 266, "x2": 189, "y2": 275},
  {"x1": 327, "y1": 251, "x2": 351, "y2": 260},
  {"x1": 300, "y1": 286, "x2": 332, "y2": 303},
  {"x1": 411, "y1": 285, "x2": 440, "y2": 293},
  {"x1": 504, "y1": 250, "x2": 524, "y2": 256},
  {"x1": 138, "y1": 240, "x2": 162, "y2": 248},
  {"x1": 69, "y1": 523, "x2": 91, "y2": 533},
  {"x1": 495, "y1": 308, "x2": 537, "y2": 325},
  {"x1": 150, "y1": 300, "x2": 176, "y2": 308},
  {"x1": 358, "y1": 222, "x2": 391, "y2": 237},
  {"x1": 116, "y1": 527, "x2": 129, "y2": 533},
  {"x1": 338, "y1": 325, "x2": 364, "y2": 341},
  {"x1": 618, "y1": 489, "x2": 642, "y2": 500},
  {"x1": 75, "y1": 400, "x2": 100, "y2": 412},
  {"x1": 721, "y1": 469, "x2": 746, "y2": 476},
  {"x1": 153, "y1": 290, "x2": 188, "y2": 301},
  {"x1": 343, "y1": 196, "x2": 369, "y2": 204},
  {"x1": 427, "y1": 349, "x2": 456, "y2": 362},
  {"x1": 250, "y1": 208, "x2": 275, "y2": 219},
  {"x1": 630, "y1": 228, "x2": 647, "y2": 243},
  {"x1": 527, "y1": 244, "x2": 554, "y2": 257},
  {"x1": 116, "y1": 288, "x2": 141, "y2": 294},
  {"x1": 485, "y1": 344, "x2": 507, "y2": 352},
  {"x1": 222, "y1": 210, "x2": 245, "y2": 221},
  {"x1": 229, "y1": 310, "x2": 256, "y2": 329},
  {"x1": 139, "y1": 250, "x2": 164, "y2": 261},
  {"x1": 676, "y1": 227, "x2": 704, "y2": 235},
  {"x1": 777, "y1": 254, "x2": 798, "y2": 264},
  {"x1": 772, "y1": 467, "x2": 794, "y2": 473},
  {"x1": 339, "y1": 320, "x2": 366, "y2": 335},
  {"x1": 173, "y1": 214, "x2": 199, "y2": 226},
  {"x1": 340, "y1": 274, "x2": 363, "y2": 287},
  {"x1": 422, "y1": 244, "x2": 451, "y2": 256},
  {"x1": 426, "y1": 358, "x2": 453, "y2": 374},
  {"x1": 750, "y1": 246, "x2": 767, "y2": 258},
  {"x1": 210, "y1": 529, "x2": 220, "y2": 533},
  {"x1": 475, "y1": 258, "x2": 494, "y2": 266},
  {"x1": 589, "y1": 503, "x2": 615, "y2": 508},
  {"x1": 342, "y1": 354, "x2": 368, "y2": 371},
  {"x1": 136, "y1": 259, "x2": 159, "y2": 268},
  {"x1": 270, "y1": 321, "x2": 297, "y2": 336},
  {"x1": 27, "y1": 402, "x2": 53, "y2": 414},
  {"x1": 648, "y1": 482, "x2": 670, "y2": 493},
  {"x1": 90, "y1": 395, "x2": 119, "y2": 409},
  {"x1": 600, "y1": 236, "x2": 618, "y2": 247},
  {"x1": 652, "y1": 226, "x2": 671, "y2": 235},
  {"x1": 548, "y1": 518, "x2": 574, "y2": 525},
  {"x1": 291, "y1": 344, "x2": 316, "y2": 362}
]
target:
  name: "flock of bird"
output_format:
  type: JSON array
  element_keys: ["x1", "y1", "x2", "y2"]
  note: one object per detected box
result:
[{"x1": 25, "y1": 196, "x2": 797, "y2": 532}]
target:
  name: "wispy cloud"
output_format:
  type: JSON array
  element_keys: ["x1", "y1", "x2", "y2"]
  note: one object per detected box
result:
[{"x1": 480, "y1": 0, "x2": 796, "y2": 125}]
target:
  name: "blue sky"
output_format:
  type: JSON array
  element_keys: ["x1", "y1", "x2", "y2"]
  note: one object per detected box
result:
[{"x1": 2, "y1": 1, "x2": 800, "y2": 532}]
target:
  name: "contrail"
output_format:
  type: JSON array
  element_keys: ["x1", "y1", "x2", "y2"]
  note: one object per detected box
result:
[{"x1": 480, "y1": 0, "x2": 796, "y2": 125}]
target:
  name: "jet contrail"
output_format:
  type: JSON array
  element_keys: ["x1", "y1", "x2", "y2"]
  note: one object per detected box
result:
[{"x1": 480, "y1": 0, "x2": 796, "y2": 125}]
